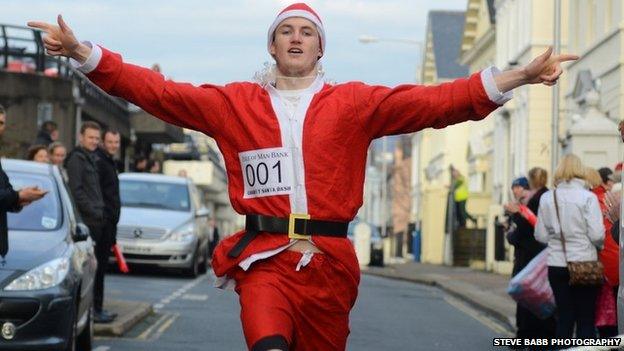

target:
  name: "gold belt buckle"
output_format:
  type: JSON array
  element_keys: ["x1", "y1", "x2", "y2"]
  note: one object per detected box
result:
[{"x1": 288, "y1": 213, "x2": 311, "y2": 240}]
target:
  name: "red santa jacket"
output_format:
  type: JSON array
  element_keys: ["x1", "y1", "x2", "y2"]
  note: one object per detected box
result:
[{"x1": 85, "y1": 47, "x2": 501, "y2": 282}]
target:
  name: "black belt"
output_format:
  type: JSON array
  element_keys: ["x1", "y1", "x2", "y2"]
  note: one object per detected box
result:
[{"x1": 227, "y1": 214, "x2": 349, "y2": 258}]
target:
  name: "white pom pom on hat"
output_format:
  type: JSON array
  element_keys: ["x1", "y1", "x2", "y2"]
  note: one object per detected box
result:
[{"x1": 267, "y1": 3, "x2": 325, "y2": 56}]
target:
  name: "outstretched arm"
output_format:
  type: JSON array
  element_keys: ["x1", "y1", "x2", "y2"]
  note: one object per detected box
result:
[
  {"x1": 28, "y1": 15, "x2": 231, "y2": 138},
  {"x1": 352, "y1": 47, "x2": 578, "y2": 139}
]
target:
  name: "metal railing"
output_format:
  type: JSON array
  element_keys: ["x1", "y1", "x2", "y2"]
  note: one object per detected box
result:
[{"x1": 1, "y1": 23, "x2": 128, "y2": 118}]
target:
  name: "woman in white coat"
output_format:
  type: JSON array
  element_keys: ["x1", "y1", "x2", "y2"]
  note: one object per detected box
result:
[{"x1": 535, "y1": 154, "x2": 604, "y2": 339}]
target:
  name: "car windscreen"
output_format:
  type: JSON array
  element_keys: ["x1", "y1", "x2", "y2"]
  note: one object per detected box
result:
[
  {"x1": 7, "y1": 171, "x2": 61, "y2": 231},
  {"x1": 121, "y1": 180, "x2": 190, "y2": 212}
]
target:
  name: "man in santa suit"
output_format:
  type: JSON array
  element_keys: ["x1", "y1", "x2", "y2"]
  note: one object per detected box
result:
[{"x1": 29, "y1": 3, "x2": 576, "y2": 350}]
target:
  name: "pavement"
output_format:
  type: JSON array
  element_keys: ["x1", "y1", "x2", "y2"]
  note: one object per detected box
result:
[
  {"x1": 363, "y1": 260, "x2": 516, "y2": 333},
  {"x1": 94, "y1": 299, "x2": 153, "y2": 337}
]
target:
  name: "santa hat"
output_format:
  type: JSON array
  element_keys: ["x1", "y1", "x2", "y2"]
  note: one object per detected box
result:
[{"x1": 267, "y1": 3, "x2": 325, "y2": 55}]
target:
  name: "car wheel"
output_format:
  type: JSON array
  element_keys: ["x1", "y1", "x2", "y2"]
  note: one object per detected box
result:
[
  {"x1": 64, "y1": 305, "x2": 77, "y2": 351},
  {"x1": 76, "y1": 306, "x2": 93, "y2": 351},
  {"x1": 198, "y1": 245, "x2": 208, "y2": 275},
  {"x1": 184, "y1": 247, "x2": 200, "y2": 278}
]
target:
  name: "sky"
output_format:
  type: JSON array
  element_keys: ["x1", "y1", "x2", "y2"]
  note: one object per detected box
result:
[{"x1": 1, "y1": 0, "x2": 468, "y2": 87}]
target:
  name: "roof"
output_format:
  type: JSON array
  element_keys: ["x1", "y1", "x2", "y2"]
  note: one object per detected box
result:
[
  {"x1": 120, "y1": 172, "x2": 189, "y2": 185},
  {"x1": 1, "y1": 158, "x2": 55, "y2": 175},
  {"x1": 428, "y1": 11, "x2": 470, "y2": 79}
]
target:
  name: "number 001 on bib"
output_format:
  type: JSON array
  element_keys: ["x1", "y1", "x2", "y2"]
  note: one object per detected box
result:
[{"x1": 239, "y1": 147, "x2": 294, "y2": 199}]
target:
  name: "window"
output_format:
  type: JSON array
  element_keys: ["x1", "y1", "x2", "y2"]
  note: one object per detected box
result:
[
  {"x1": 121, "y1": 180, "x2": 190, "y2": 212},
  {"x1": 37, "y1": 102, "x2": 53, "y2": 127},
  {"x1": 7, "y1": 172, "x2": 61, "y2": 231}
]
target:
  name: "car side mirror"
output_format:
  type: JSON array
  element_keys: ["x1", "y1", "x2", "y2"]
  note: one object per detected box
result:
[
  {"x1": 196, "y1": 208, "x2": 210, "y2": 218},
  {"x1": 73, "y1": 223, "x2": 91, "y2": 242}
]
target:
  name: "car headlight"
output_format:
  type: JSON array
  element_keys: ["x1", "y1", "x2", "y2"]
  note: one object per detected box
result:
[
  {"x1": 168, "y1": 223, "x2": 196, "y2": 242},
  {"x1": 4, "y1": 257, "x2": 70, "y2": 291}
]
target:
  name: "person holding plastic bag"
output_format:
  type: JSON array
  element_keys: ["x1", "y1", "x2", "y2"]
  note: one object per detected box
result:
[{"x1": 505, "y1": 169, "x2": 556, "y2": 343}]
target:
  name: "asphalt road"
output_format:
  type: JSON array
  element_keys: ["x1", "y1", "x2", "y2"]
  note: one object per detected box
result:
[{"x1": 93, "y1": 267, "x2": 508, "y2": 351}]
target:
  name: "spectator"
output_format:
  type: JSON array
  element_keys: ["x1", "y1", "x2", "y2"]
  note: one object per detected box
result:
[
  {"x1": 65, "y1": 121, "x2": 113, "y2": 323},
  {"x1": 34, "y1": 120, "x2": 58, "y2": 146},
  {"x1": 148, "y1": 159, "x2": 161, "y2": 174},
  {"x1": 0, "y1": 104, "x2": 47, "y2": 256},
  {"x1": 133, "y1": 156, "x2": 148, "y2": 172},
  {"x1": 535, "y1": 154, "x2": 604, "y2": 339},
  {"x1": 597, "y1": 167, "x2": 614, "y2": 191},
  {"x1": 26, "y1": 144, "x2": 50, "y2": 163},
  {"x1": 450, "y1": 166, "x2": 476, "y2": 228},
  {"x1": 505, "y1": 171, "x2": 556, "y2": 342},
  {"x1": 0, "y1": 106, "x2": 21, "y2": 159},
  {"x1": 49, "y1": 142, "x2": 68, "y2": 182},
  {"x1": 95, "y1": 129, "x2": 121, "y2": 324},
  {"x1": 586, "y1": 167, "x2": 620, "y2": 337}
]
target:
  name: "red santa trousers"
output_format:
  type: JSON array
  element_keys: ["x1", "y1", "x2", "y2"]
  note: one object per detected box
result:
[{"x1": 231, "y1": 250, "x2": 359, "y2": 351}]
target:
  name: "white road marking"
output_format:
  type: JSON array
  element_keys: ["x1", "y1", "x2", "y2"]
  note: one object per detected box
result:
[
  {"x1": 93, "y1": 346, "x2": 111, "y2": 351},
  {"x1": 181, "y1": 293, "x2": 209, "y2": 301},
  {"x1": 153, "y1": 274, "x2": 208, "y2": 311},
  {"x1": 443, "y1": 295, "x2": 513, "y2": 336}
]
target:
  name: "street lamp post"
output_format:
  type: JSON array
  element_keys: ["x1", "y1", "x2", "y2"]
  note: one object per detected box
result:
[{"x1": 552, "y1": 0, "x2": 561, "y2": 176}]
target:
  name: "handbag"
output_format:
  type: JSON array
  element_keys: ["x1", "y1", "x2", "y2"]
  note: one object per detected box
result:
[{"x1": 553, "y1": 189, "x2": 603, "y2": 286}]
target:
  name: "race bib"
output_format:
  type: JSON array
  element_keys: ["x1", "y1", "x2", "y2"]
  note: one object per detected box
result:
[{"x1": 239, "y1": 147, "x2": 294, "y2": 199}]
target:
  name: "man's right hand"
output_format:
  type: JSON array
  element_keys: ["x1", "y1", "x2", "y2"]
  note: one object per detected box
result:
[
  {"x1": 18, "y1": 187, "x2": 47, "y2": 206},
  {"x1": 27, "y1": 15, "x2": 91, "y2": 64}
]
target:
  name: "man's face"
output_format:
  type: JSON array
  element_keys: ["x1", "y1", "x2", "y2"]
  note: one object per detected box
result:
[
  {"x1": 50, "y1": 129, "x2": 59, "y2": 141},
  {"x1": 50, "y1": 146, "x2": 66, "y2": 166},
  {"x1": 512, "y1": 185, "x2": 526, "y2": 200},
  {"x1": 0, "y1": 114, "x2": 6, "y2": 136},
  {"x1": 79, "y1": 128, "x2": 100, "y2": 152},
  {"x1": 103, "y1": 132, "x2": 121, "y2": 156},
  {"x1": 269, "y1": 17, "x2": 322, "y2": 77}
]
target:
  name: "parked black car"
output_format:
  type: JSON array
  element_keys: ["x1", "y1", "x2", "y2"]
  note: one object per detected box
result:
[{"x1": 0, "y1": 159, "x2": 97, "y2": 351}]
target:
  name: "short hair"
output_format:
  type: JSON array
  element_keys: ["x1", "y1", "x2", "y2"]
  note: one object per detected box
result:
[
  {"x1": 27, "y1": 144, "x2": 48, "y2": 161},
  {"x1": 554, "y1": 154, "x2": 586, "y2": 185},
  {"x1": 41, "y1": 120, "x2": 58, "y2": 132},
  {"x1": 80, "y1": 121, "x2": 101, "y2": 134},
  {"x1": 48, "y1": 141, "x2": 66, "y2": 154},
  {"x1": 103, "y1": 128, "x2": 120, "y2": 140},
  {"x1": 528, "y1": 167, "x2": 548, "y2": 189},
  {"x1": 0, "y1": 104, "x2": 5, "y2": 116},
  {"x1": 584, "y1": 167, "x2": 603, "y2": 189},
  {"x1": 598, "y1": 167, "x2": 614, "y2": 184}
]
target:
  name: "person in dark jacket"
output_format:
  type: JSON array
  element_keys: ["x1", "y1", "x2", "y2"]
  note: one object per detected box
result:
[
  {"x1": 65, "y1": 121, "x2": 113, "y2": 323},
  {"x1": 0, "y1": 104, "x2": 47, "y2": 256},
  {"x1": 34, "y1": 120, "x2": 58, "y2": 146},
  {"x1": 505, "y1": 168, "x2": 556, "y2": 345},
  {"x1": 94, "y1": 129, "x2": 121, "y2": 324}
]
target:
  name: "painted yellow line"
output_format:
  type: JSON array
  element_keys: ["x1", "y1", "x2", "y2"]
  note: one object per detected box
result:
[
  {"x1": 154, "y1": 313, "x2": 179, "y2": 339},
  {"x1": 136, "y1": 313, "x2": 170, "y2": 340}
]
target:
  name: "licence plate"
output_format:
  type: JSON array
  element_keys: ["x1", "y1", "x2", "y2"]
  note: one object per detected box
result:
[{"x1": 122, "y1": 246, "x2": 151, "y2": 254}]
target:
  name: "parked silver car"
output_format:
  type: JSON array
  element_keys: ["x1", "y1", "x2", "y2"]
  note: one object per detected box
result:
[{"x1": 115, "y1": 173, "x2": 211, "y2": 277}]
